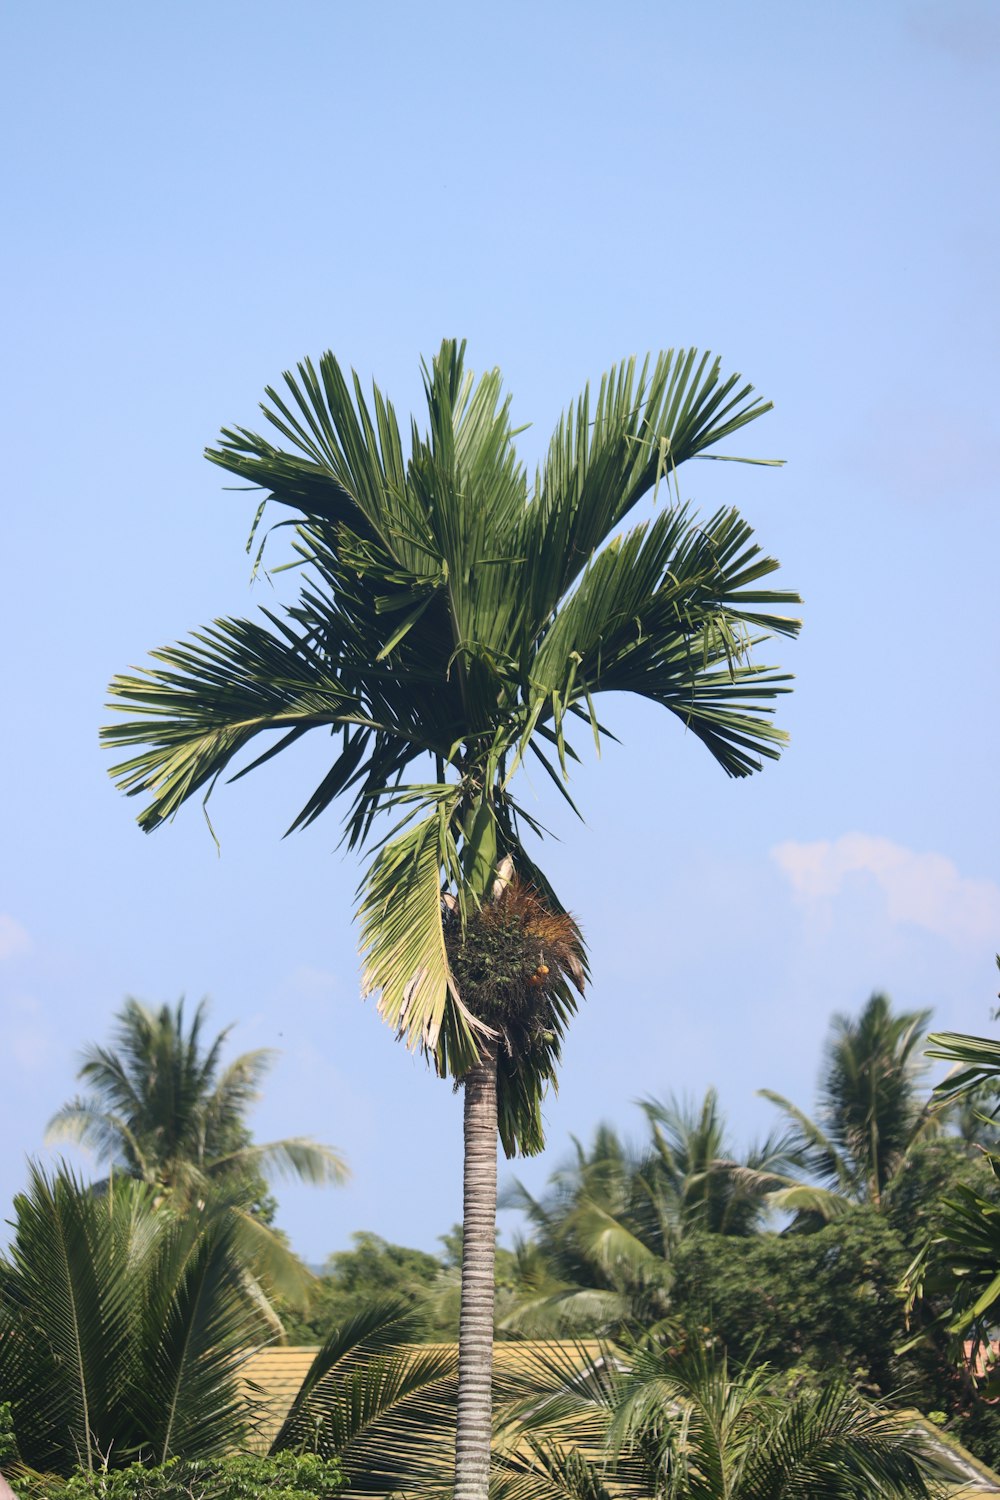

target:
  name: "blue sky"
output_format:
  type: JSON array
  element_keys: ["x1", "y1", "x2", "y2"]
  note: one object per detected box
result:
[{"x1": 2, "y1": 0, "x2": 998, "y2": 1263}]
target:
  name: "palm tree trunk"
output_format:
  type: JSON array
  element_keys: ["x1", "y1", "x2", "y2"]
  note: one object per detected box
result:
[{"x1": 454, "y1": 1037, "x2": 498, "y2": 1500}]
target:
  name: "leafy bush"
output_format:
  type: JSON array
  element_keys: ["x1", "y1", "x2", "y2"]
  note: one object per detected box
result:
[
  {"x1": 1, "y1": 1402, "x2": 18, "y2": 1469},
  {"x1": 9, "y1": 1452, "x2": 344, "y2": 1500}
]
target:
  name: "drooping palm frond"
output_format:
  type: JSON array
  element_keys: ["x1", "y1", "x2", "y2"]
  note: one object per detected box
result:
[
  {"x1": 45, "y1": 1098, "x2": 153, "y2": 1181},
  {"x1": 209, "y1": 1138, "x2": 348, "y2": 1187},
  {"x1": 528, "y1": 504, "x2": 799, "y2": 781},
  {"x1": 269, "y1": 1300, "x2": 460, "y2": 1495}
]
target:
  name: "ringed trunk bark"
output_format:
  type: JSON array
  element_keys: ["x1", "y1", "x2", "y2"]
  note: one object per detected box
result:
[{"x1": 454, "y1": 1037, "x2": 498, "y2": 1500}]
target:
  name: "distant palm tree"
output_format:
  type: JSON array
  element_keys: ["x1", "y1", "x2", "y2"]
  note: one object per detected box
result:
[
  {"x1": 637, "y1": 1088, "x2": 804, "y2": 1238},
  {"x1": 47, "y1": 996, "x2": 347, "y2": 1204},
  {"x1": 502, "y1": 1124, "x2": 671, "y2": 1337},
  {"x1": 761, "y1": 993, "x2": 934, "y2": 1216},
  {"x1": 502, "y1": 1092, "x2": 801, "y2": 1336}
]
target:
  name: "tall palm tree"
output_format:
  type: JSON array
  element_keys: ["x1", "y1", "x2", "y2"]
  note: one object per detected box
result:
[
  {"x1": 47, "y1": 997, "x2": 347, "y2": 1205},
  {"x1": 761, "y1": 993, "x2": 934, "y2": 1217},
  {"x1": 102, "y1": 340, "x2": 801, "y2": 1500}
]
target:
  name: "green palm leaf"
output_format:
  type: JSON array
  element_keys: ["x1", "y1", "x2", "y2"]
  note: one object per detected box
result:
[
  {"x1": 270, "y1": 1299, "x2": 459, "y2": 1494},
  {"x1": 0, "y1": 1170, "x2": 271, "y2": 1475},
  {"x1": 130, "y1": 1205, "x2": 270, "y2": 1463}
]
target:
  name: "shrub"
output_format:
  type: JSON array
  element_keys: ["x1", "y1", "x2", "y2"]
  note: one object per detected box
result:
[{"x1": 8, "y1": 1452, "x2": 345, "y2": 1500}]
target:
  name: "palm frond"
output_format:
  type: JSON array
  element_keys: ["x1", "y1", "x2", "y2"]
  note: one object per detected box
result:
[
  {"x1": 927, "y1": 1031, "x2": 1000, "y2": 1106},
  {"x1": 210, "y1": 1137, "x2": 348, "y2": 1187},
  {"x1": 270, "y1": 1299, "x2": 459, "y2": 1493},
  {"x1": 523, "y1": 350, "x2": 778, "y2": 618},
  {"x1": 357, "y1": 798, "x2": 480, "y2": 1071},
  {"x1": 45, "y1": 1101, "x2": 151, "y2": 1180},
  {"x1": 130, "y1": 1205, "x2": 271, "y2": 1464},
  {"x1": 529, "y1": 505, "x2": 800, "y2": 779},
  {"x1": 757, "y1": 1089, "x2": 853, "y2": 1194},
  {"x1": 103, "y1": 614, "x2": 366, "y2": 834}
]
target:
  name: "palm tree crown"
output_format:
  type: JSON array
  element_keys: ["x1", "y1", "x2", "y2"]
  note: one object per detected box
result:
[
  {"x1": 47, "y1": 997, "x2": 346, "y2": 1203},
  {"x1": 103, "y1": 340, "x2": 800, "y2": 1120},
  {"x1": 761, "y1": 993, "x2": 933, "y2": 1212}
]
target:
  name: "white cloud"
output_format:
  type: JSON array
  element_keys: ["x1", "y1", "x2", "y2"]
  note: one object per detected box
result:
[
  {"x1": 0, "y1": 915, "x2": 30, "y2": 961},
  {"x1": 771, "y1": 833, "x2": 1000, "y2": 946}
]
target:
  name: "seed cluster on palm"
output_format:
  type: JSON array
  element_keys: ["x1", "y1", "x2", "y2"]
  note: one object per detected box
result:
[{"x1": 444, "y1": 878, "x2": 585, "y2": 1158}]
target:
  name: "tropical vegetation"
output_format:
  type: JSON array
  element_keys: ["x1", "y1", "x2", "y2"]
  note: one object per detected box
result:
[
  {"x1": 498, "y1": 1332, "x2": 939, "y2": 1500},
  {"x1": 5, "y1": 986, "x2": 1000, "y2": 1494},
  {"x1": 760, "y1": 992, "x2": 936, "y2": 1219},
  {"x1": 8, "y1": 1451, "x2": 345, "y2": 1500},
  {"x1": 100, "y1": 339, "x2": 802, "y2": 1498},
  {"x1": 901, "y1": 963, "x2": 1000, "y2": 1382},
  {"x1": 47, "y1": 997, "x2": 346, "y2": 1210},
  {"x1": 0, "y1": 1167, "x2": 270, "y2": 1476}
]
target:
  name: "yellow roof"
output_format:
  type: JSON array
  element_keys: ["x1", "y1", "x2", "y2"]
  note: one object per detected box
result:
[
  {"x1": 239, "y1": 1339, "x2": 602, "y2": 1453},
  {"x1": 239, "y1": 1346, "x2": 1000, "y2": 1497}
]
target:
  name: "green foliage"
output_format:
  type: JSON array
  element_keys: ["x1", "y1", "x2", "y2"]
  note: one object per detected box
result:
[
  {"x1": 498, "y1": 1334, "x2": 937, "y2": 1500},
  {"x1": 10, "y1": 1452, "x2": 344, "y2": 1500},
  {"x1": 668, "y1": 1203, "x2": 1000, "y2": 1466},
  {"x1": 899, "y1": 965, "x2": 1000, "y2": 1381},
  {"x1": 278, "y1": 1233, "x2": 451, "y2": 1343},
  {"x1": 1, "y1": 1403, "x2": 18, "y2": 1470},
  {"x1": 103, "y1": 340, "x2": 799, "y2": 1146},
  {"x1": 0, "y1": 1169, "x2": 270, "y2": 1475},
  {"x1": 500, "y1": 1095, "x2": 806, "y2": 1337},
  {"x1": 670, "y1": 1210, "x2": 917, "y2": 1393},
  {"x1": 268, "y1": 1299, "x2": 462, "y2": 1494},
  {"x1": 46, "y1": 998, "x2": 346, "y2": 1208},
  {"x1": 279, "y1": 1228, "x2": 526, "y2": 1344}
]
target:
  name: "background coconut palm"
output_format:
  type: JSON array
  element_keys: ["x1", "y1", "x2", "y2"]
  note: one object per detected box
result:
[
  {"x1": 500, "y1": 1092, "x2": 804, "y2": 1338},
  {"x1": 761, "y1": 993, "x2": 936, "y2": 1219},
  {"x1": 103, "y1": 340, "x2": 800, "y2": 1500},
  {"x1": 47, "y1": 997, "x2": 347, "y2": 1206},
  {"x1": 46, "y1": 998, "x2": 347, "y2": 1326}
]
